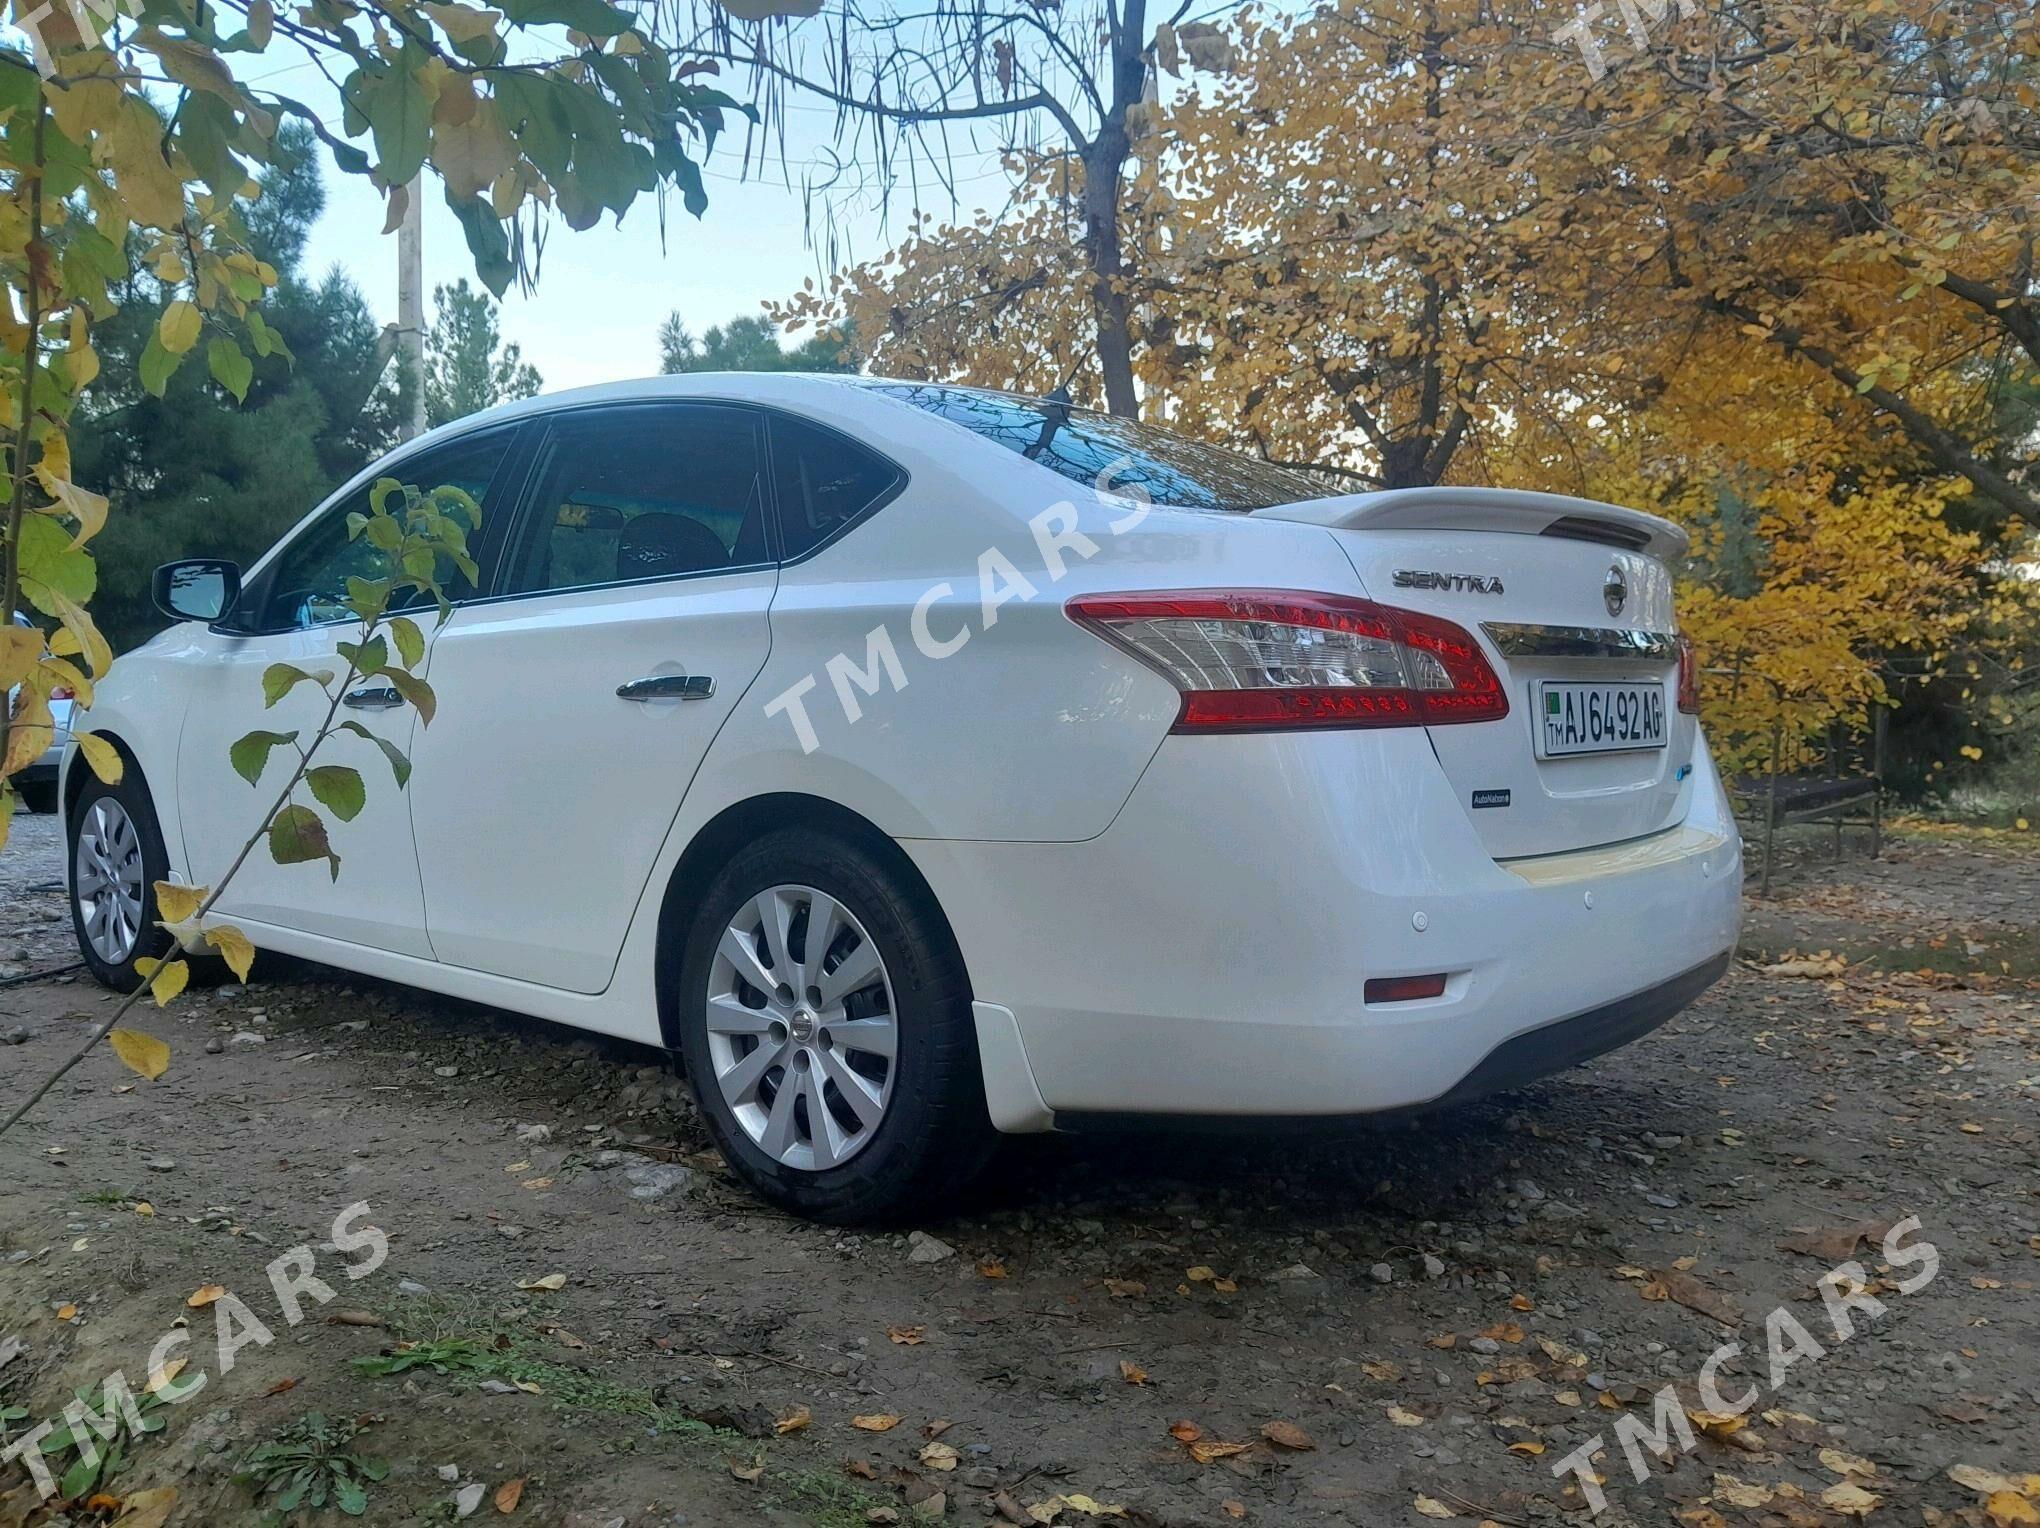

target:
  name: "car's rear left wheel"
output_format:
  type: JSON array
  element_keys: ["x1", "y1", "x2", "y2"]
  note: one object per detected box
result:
[{"x1": 675, "y1": 827, "x2": 993, "y2": 1222}]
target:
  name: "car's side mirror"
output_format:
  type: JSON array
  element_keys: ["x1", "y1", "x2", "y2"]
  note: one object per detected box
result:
[{"x1": 152, "y1": 559, "x2": 241, "y2": 624}]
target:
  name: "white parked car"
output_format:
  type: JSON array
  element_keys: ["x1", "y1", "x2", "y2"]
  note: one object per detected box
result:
[
  {"x1": 11, "y1": 610, "x2": 74, "y2": 815},
  {"x1": 67, "y1": 375, "x2": 1741, "y2": 1220}
]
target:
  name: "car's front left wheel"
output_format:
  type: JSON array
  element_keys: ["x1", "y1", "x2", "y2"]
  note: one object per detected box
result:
[
  {"x1": 68, "y1": 767, "x2": 173, "y2": 991},
  {"x1": 674, "y1": 827, "x2": 994, "y2": 1222}
]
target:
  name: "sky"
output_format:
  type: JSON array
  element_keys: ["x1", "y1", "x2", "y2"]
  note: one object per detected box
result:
[{"x1": 291, "y1": 81, "x2": 1026, "y2": 392}]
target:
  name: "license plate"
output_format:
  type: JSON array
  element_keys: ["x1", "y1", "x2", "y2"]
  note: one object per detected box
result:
[{"x1": 1536, "y1": 681, "x2": 1667, "y2": 758}]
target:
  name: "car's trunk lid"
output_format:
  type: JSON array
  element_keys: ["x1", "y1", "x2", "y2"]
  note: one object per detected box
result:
[{"x1": 1256, "y1": 488, "x2": 1696, "y2": 860}]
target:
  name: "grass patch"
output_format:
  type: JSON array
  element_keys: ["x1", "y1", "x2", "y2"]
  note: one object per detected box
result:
[
  {"x1": 360, "y1": 1300, "x2": 892, "y2": 1528},
  {"x1": 236, "y1": 1411, "x2": 390, "y2": 1520}
]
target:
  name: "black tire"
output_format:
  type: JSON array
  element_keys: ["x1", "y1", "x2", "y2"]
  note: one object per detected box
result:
[
  {"x1": 17, "y1": 779, "x2": 58, "y2": 814},
  {"x1": 674, "y1": 826, "x2": 995, "y2": 1223},
  {"x1": 67, "y1": 763, "x2": 174, "y2": 991}
]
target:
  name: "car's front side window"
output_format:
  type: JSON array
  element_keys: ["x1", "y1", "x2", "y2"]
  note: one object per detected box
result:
[
  {"x1": 503, "y1": 404, "x2": 768, "y2": 596},
  {"x1": 249, "y1": 427, "x2": 517, "y2": 631}
]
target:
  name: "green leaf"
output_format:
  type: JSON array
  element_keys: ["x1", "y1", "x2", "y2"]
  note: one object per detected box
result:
[
  {"x1": 388, "y1": 615, "x2": 425, "y2": 669},
  {"x1": 269, "y1": 804, "x2": 339, "y2": 879},
  {"x1": 230, "y1": 729, "x2": 298, "y2": 786},
  {"x1": 337, "y1": 721, "x2": 412, "y2": 787},
  {"x1": 139, "y1": 332, "x2": 178, "y2": 397},
  {"x1": 384, "y1": 668, "x2": 436, "y2": 725},
  {"x1": 498, "y1": 0, "x2": 631, "y2": 34},
  {"x1": 446, "y1": 192, "x2": 515, "y2": 298},
  {"x1": 261, "y1": 662, "x2": 329, "y2": 707},
  {"x1": 359, "y1": 59, "x2": 434, "y2": 186},
  {"x1": 207, "y1": 336, "x2": 254, "y2": 401},
  {"x1": 306, "y1": 764, "x2": 366, "y2": 822},
  {"x1": 14, "y1": 513, "x2": 97, "y2": 611},
  {"x1": 336, "y1": 634, "x2": 388, "y2": 676},
  {"x1": 59, "y1": 1451, "x2": 98, "y2": 1500},
  {"x1": 335, "y1": 1476, "x2": 369, "y2": 1515}
]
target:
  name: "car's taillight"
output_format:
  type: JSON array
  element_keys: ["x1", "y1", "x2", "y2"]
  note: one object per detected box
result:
[
  {"x1": 1066, "y1": 590, "x2": 1508, "y2": 733},
  {"x1": 1676, "y1": 635, "x2": 1699, "y2": 715}
]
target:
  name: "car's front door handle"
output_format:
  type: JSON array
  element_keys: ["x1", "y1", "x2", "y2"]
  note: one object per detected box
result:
[
  {"x1": 616, "y1": 675, "x2": 716, "y2": 702},
  {"x1": 343, "y1": 685, "x2": 404, "y2": 710}
]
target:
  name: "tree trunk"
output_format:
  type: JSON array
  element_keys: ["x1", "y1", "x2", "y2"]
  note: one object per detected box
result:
[{"x1": 1081, "y1": 132, "x2": 1139, "y2": 419}]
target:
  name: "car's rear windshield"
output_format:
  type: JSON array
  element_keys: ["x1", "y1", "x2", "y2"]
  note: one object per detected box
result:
[{"x1": 869, "y1": 381, "x2": 1335, "y2": 513}]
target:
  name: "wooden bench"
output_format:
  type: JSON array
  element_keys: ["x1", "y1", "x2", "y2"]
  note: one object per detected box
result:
[{"x1": 1731, "y1": 710, "x2": 1886, "y2": 898}]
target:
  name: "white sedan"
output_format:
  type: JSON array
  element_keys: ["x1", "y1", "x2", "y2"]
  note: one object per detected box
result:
[{"x1": 67, "y1": 375, "x2": 1741, "y2": 1220}]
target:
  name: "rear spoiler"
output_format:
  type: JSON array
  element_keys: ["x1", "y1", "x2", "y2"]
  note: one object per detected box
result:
[{"x1": 1252, "y1": 487, "x2": 1689, "y2": 563}]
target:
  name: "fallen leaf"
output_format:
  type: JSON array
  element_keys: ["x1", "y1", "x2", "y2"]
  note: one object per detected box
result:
[
  {"x1": 922, "y1": 1418, "x2": 953, "y2": 1440},
  {"x1": 109, "y1": 1486, "x2": 179, "y2": 1528},
  {"x1": 1821, "y1": 1448, "x2": 1878, "y2": 1479},
  {"x1": 55, "y1": 1304, "x2": 76, "y2": 1321},
  {"x1": 187, "y1": 1284, "x2": 225, "y2": 1308},
  {"x1": 888, "y1": 1326, "x2": 926, "y2": 1345},
  {"x1": 516, "y1": 1273, "x2": 567, "y2": 1292},
  {"x1": 1658, "y1": 1271, "x2": 1743, "y2": 1326},
  {"x1": 1413, "y1": 1495, "x2": 1458, "y2": 1520},
  {"x1": 1260, "y1": 1420, "x2": 1314, "y2": 1451},
  {"x1": 1387, "y1": 1405, "x2": 1426, "y2": 1427},
  {"x1": 1780, "y1": 1220, "x2": 1896, "y2": 1261},
  {"x1": 1762, "y1": 955, "x2": 1845, "y2": 978},
  {"x1": 1713, "y1": 1474, "x2": 1774, "y2": 1509},
  {"x1": 1985, "y1": 1492, "x2": 2040, "y2": 1528},
  {"x1": 1685, "y1": 1409, "x2": 1748, "y2": 1441},
  {"x1": 776, "y1": 1405, "x2": 812, "y2": 1436},
  {"x1": 1188, "y1": 1440, "x2": 1252, "y2": 1464},
  {"x1": 520, "y1": 1177, "x2": 555, "y2": 1190},
  {"x1": 1222, "y1": 1504, "x2": 1247, "y2": 1521},
  {"x1": 1510, "y1": 1294, "x2": 1535, "y2": 1311},
  {"x1": 326, "y1": 1310, "x2": 382, "y2": 1327},
  {"x1": 144, "y1": 1357, "x2": 187, "y2": 1394},
  {"x1": 1103, "y1": 1279, "x2": 1145, "y2": 1298},
  {"x1": 845, "y1": 1458, "x2": 878, "y2": 1480},
  {"x1": 920, "y1": 1441, "x2": 959, "y2": 1472},
  {"x1": 133, "y1": 1201, "x2": 154, "y2": 1217},
  {"x1": 1169, "y1": 1420, "x2": 1203, "y2": 1443},
  {"x1": 261, "y1": 1377, "x2": 299, "y2": 1397},
  {"x1": 1821, "y1": 1482, "x2": 1882, "y2": 1517},
  {"x1": 853, "y1": 1413, "x2": 901, "y2": 1432},
  {"x1": 729, "y1": 1460, "x2": 764, "y2": 1484},
  {"x1": 1187, "y1": 1265, "x2": 1217, "y2": 1282},
  {"x1": 493, "y1": 1476, "x2": 524, "y2": 1513},
  {"x1": 1361, "y1": 1359, "x2": 1402, "y2": 1381},
  {"x1": 1425, "y1": 1333, "x2": 1458, "y2": 1350},
  {"x1": 1509, "y1": 1441, "x2": 1547, "y2": 1456},
  {"x1": 977, "y1": 1259, "x2": 1008, "y2": 1279},
  {"x1": 1480, "y1": 1323, "x2": 1524, "y2": 1343},
  {"x1": 1120, "y1": 1360, "x2": 1148, "y2": 1385}
]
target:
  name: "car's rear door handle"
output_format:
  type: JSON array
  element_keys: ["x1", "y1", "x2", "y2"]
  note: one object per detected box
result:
[
  {"x1": 343, "y1": 685, "x2": 404, "y2": 710},
  {"x1": 616, "y1": 675, "x2": 715, "y2": 702}
]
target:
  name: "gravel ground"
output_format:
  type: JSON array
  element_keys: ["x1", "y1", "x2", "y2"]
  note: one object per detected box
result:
[
  {"x1": 0, "y1": 809, "x2": 70, "y2": 982},
  {"x1": 1, "y1": 822, "x2": 2036, "y2": 1528}
]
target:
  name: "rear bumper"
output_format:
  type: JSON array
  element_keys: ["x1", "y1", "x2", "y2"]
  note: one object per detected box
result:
[{"x1": 907, "y1": 726, "x2": 1741, "y2": 1129}]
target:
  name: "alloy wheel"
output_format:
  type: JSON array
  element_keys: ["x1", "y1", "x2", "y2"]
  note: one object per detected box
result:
[
  {"x1": 75, "y1": 797, "x2": 147, "y2": 965},
  {"x1": 706, "y1": 883, "x2": 898, "y2": 1171}
]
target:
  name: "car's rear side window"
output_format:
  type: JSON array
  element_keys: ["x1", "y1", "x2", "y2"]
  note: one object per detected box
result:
[
  {"x1": 769, "y1": 413, "x2": 904, "y2": 560},
  {"x1": 871, "y1": 382, "x2": 1330, "y2": 512},
  {"x1": 504, "y1": 404, "x2": 769, "y2": 595}
]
